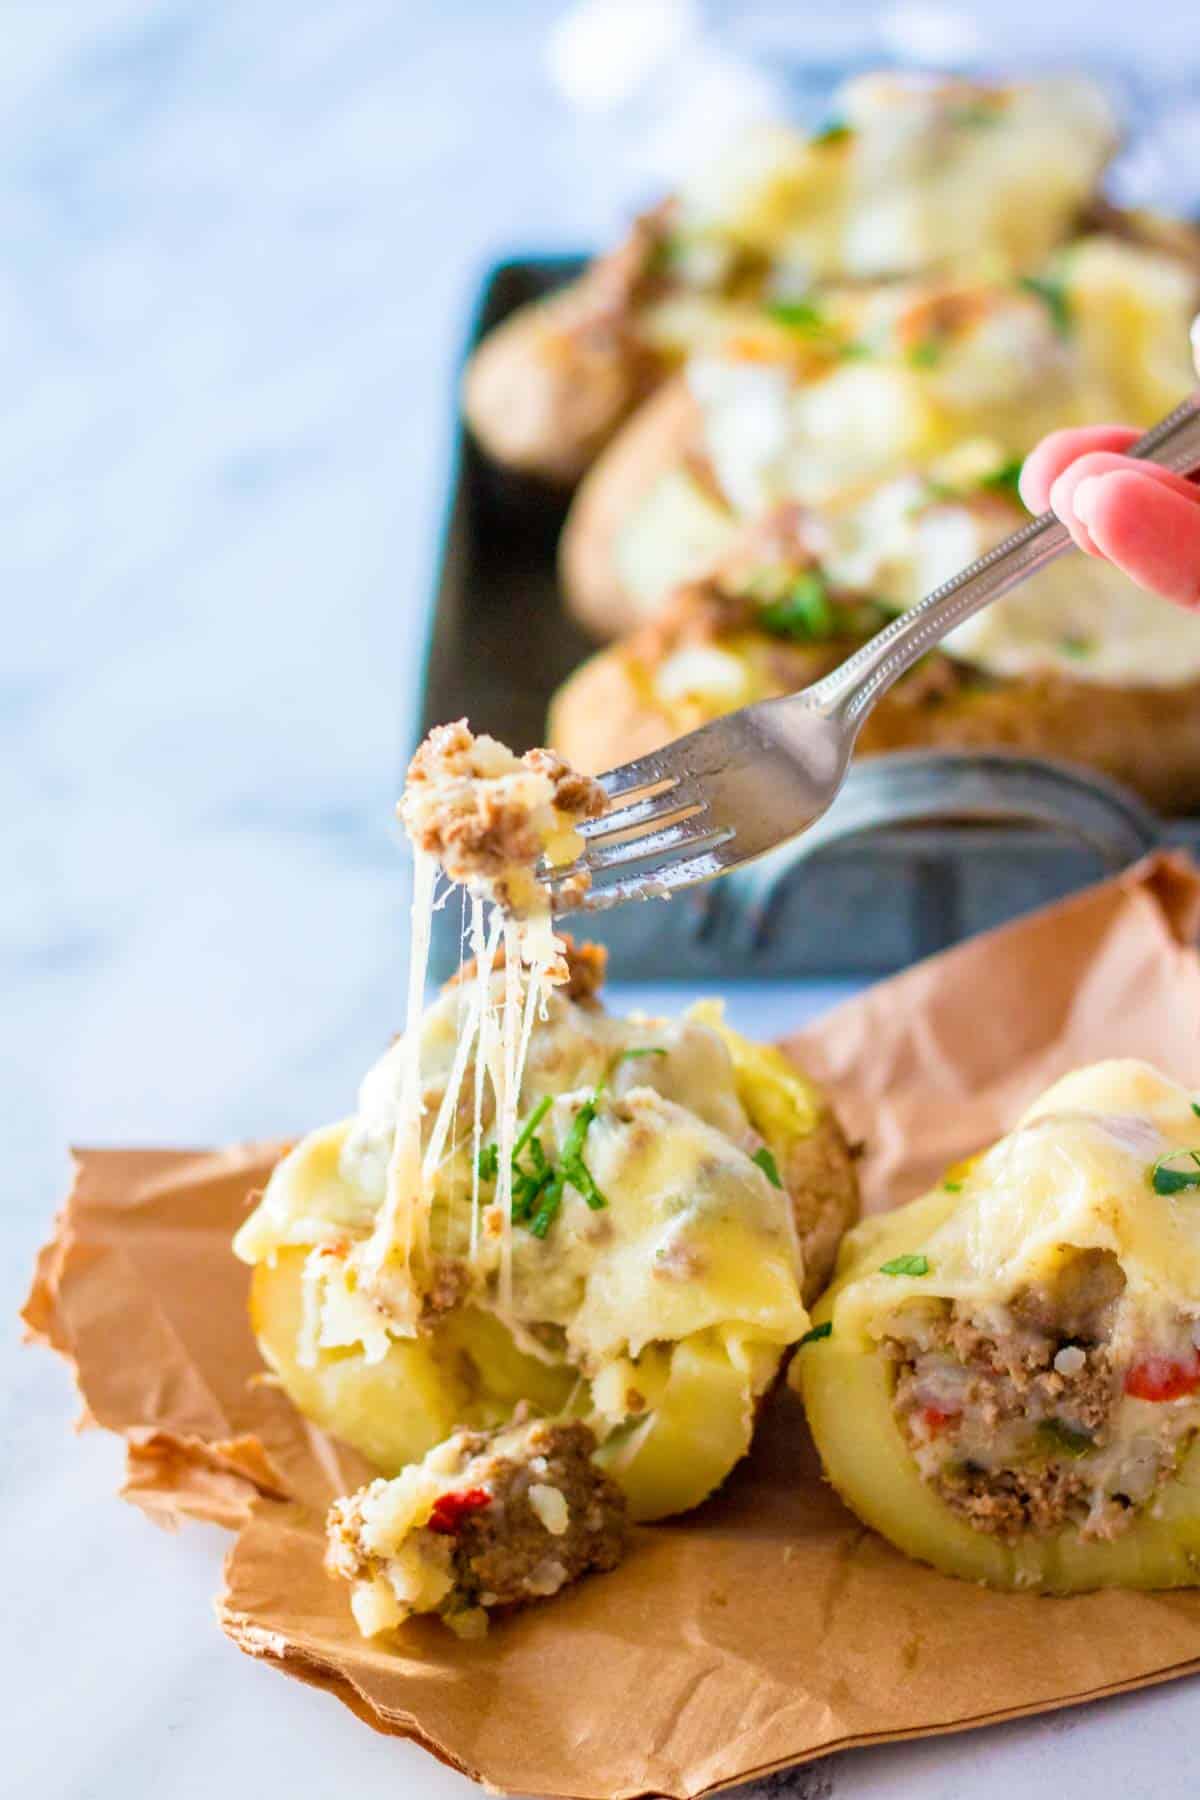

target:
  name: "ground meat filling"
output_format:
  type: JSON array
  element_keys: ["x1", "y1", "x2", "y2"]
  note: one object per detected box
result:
[
  {"x1": 443, "y1": 1420, "x2": 629, "y2": 1610},
  {"x1": 402, "y1": 720, "x2": 606, "y2": 908},
  {"x1": 885, "y1": 1251, "x2": 1200, "y2": 1544},
  {"x1": 327, "y1": 1418, "x2": 630, "y2": 1635}
]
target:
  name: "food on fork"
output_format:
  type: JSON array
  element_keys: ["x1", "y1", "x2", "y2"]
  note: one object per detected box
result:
[
  {"x1": 402, "y1": 718, "x2": 606, "y2": 917},
  {"x1": 548, "y1": 466, "x2": 1200, "y2": 812},
  {"x1": 464, "y1": 74, "x2": 1117, "y2": 484},
  {"x1": 235, "y1": 724, "x2": 858, "y2": 1633},
  {"x1": 560, "y1": 234, "x2": 1200, "y2": 638},
  {"x1": 797, "y1": 1061, "x2": 1200, "y2": 1592}
]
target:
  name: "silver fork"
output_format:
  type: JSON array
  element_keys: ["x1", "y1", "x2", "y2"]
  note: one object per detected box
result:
[{"x1": 546, "y1": 395, "x2": 1200, "y2": 916}]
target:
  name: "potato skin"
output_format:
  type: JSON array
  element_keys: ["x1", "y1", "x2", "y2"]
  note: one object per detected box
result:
[
  {"x1": 462, "y1": 289, "x2": 665, "y2": 486},
  {"x1": 550, "y1": 630, "x2": 1200, "y2": 814},
  {"x1": 558, "y1": 378, "x2": 706, "y2": 636}
]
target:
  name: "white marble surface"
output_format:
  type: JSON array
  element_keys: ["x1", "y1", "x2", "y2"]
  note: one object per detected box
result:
[{"x1": 7, "y1": 3, "x2": 1200, "y2": 1796}]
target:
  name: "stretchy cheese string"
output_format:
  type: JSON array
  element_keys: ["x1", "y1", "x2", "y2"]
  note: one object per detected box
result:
[
  {"x1": 422, "y1": 909, "x2": 502, "y2": 1188},
  {"x1": 469, "y1": 893, "x2": 491, "y2": 1260},
  {"x1": 360, "y1": 846, "x2": 437, "y2": 1334},
  {"x1": 496, "y1": 917, "x2": 524, "y2": 1315}
]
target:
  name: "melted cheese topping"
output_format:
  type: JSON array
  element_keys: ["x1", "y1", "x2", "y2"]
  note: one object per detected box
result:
[
  {"x1": 668, "y1": 75, "x2": 1116, "y2": 286},
  {"x1": 824, "y1": 471, "x2": 1200, "y2": 688},
  {"x1": 234, "y1": 977, "x2": 807, "y2": 1448},
  {"x1": 829, "y1": 1061, "x2": 1200, "y2": 1351},
  {"x1": 687, "y1": 239, "x2": 1197, "y2": 522},
  {"x1": 620, "y1": 234, "x2": 1200, "y2": 688}
]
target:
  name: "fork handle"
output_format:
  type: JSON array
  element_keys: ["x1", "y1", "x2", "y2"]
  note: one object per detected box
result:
[{"x1": 808, "y1": 394, "x2": 1200, "y2": 731}]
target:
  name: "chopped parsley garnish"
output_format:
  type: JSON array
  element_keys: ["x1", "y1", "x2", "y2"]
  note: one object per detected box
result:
[
  {"x1": 880, "y1": 1253, "x2": 930, "y2": 1277},
  {"x1": 1020, "y1": 273, "x2": 1072, "y2": 337},
  {"x1": 611, "y1": 1046, "x2": 667, "y2": 1070},
  {"x1": 477, "y1": 1090, "x2": 606, "y2": 1237},
  {"x1": 942, "y1": 1180, "x2": 963, "y2": 1194},
  {"x1": 752, "y1": 1145, "x2": 783, "y2": 1188},
  {"x1": 766, "y1": 298, "x2": 827, "y2": 334},
  {"x1": 1038, "y1": 1419, "x2": 1093, "y2": 1459},
  {"x1": 528, "y1": 1092, "x2": 608, "y2": 1238},
  {"x1": 812, "y1": 118, "x2": 852, "y2": 147},
  {"x1": 759, "y1": 570, "x2": 836, "y2": 641},
  {"x1": 1059, "y1": 635, "x2": 1094, "y2": 659},
  {"x1": 906, "y1": 340, "x2": 942, "y2": 369},
  {"x1": 476, "y1": 1142, "x2": 499, "y2": 1182},
  {"x1": 1150, "y1": 1148, "x2": 1200, "y2": 1196},
  {"x1": 1192, "y1": 1102, "x2": 1200, "y2": 1119},
  {"x1": 512, "y1": 1094, "x2": 553, "y2": 1162},
  {"x1": 950, "y1": 102, "x2": 1003, "y2": 129},
  {"x1": 838, "y1": 339, "x2": 871, "y2": 360},
  {"x1": 982, "y1": 459, "x2": 1025, "y2": 505},
  {"x1": 798, "y1": 1321, "x2": 832, "y2": 1347}
]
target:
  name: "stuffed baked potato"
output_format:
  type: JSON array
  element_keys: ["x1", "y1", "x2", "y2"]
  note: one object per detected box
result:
[
  {"x1": 797, "y1": 1061, "x2": 1200, "y2": 1593},
  {"x1": 236, "y1": 938, "x2": 857, "y2": 1527},
  {"x1": 560, "y1": 230, "x2": 1200, "y2": 638},
  {"x1": 551, "y1": 421, "x2": 1200, "y2": 813},
  {"x1": 465, "y1": 73, "x2": 1117, "y2": 485}
]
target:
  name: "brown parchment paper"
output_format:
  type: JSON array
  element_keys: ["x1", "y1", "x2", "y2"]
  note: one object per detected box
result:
[{"x1": 22, "y1": 852, "x2": 1200, "y2": 1800}]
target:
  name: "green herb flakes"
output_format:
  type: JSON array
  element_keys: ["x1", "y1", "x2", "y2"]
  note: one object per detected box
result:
[
  {"x1": 798, "y1": 1321, "x2": 832, "y2": 1347},
  {"x1": 476, "y1": 1143, "x2": 499, "y2": 1183},
  {"x1": 1020, "y1": 273, "x2": 1072, "y2": 337},
  {"x1": 812, "y1": 118, "x2": 852, "y2": 147},
  {"x1": 982, "y1": 459, "x2": 1025, "y2": 506},
  {"x1": 906, "y1": 341, "x2": 942, "y2": 369},
  {"x1": 880, "y1": 1253, "x2": 930, "y2": 1277},
  {"x1": 767, "y1": 298, "x2": 827, "y2": 333},
  {"x1": 612, "y1": 1046, "x2": 667, "y2": 1070},
  {"x1": 1151, "y1": 1148, "x2": 1200, "y2": 1196},
  {"x1": 752, "y1": 1146, "x2": 783, "y2": 1188},
  {"x1": 1038, "y1": 1419, "x2": 1093, "y2": 1459},
  {"x1": 1059, "y1": 635, "x2": 1094, "y2": 659},
  {"x1": 527, "y1": 1092, "x2": 609, "y2": 1238},
  {"x1": 759, "y1": 570, "x2": 836, "y2": 641},
  {"x1": 942, "y1": 1180, "x2": 963, "y2": 1194}
]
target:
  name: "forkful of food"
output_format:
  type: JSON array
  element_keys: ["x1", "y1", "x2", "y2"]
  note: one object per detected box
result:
[{"x1": 545, "y1": 388, "x2": 1200, "y2": 916}]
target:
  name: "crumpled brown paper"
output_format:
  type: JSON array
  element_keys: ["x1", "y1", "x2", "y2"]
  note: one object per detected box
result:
[{"x1": 23, "y1": 852, "x2": 1200, "y2": 1800}]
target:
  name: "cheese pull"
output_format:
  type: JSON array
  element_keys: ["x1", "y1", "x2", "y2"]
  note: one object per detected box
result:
[
  {"x1": 235, "y1": 973, "x2": 858, "y2": 1524},
  {"x1": 796, "y1": 1060, "x2": 1200, "y2": 1593}
]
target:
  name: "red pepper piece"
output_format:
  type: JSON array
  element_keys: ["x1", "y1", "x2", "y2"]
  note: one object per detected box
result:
[
  {"x1": 427, "y1": 1487, "x2": 493, "y2": 1534},
  {"x1": 1125, "y1": 1352, "x2": 1200, "y2": 1402},
  {"x1": 919, "y1": 1404, "x2": 961, "y2": 1435}
]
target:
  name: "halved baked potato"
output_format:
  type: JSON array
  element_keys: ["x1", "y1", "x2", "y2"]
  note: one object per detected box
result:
[
  {"x1": 796, "y1": 1061, "x2": 1200, "y2": 1593},
  {"x1": 549, "y1": 472, "x2": 1200, "y2": 813},
  {"x1": 236, "y1": 942, "x2": 858, "y2": 1526},
  {"x1": 560, "y1": 228, "x2": 1200, "y2": 639},
  {"x1": 465, "y1": 73, "x2": 1118, "y2": 485}
]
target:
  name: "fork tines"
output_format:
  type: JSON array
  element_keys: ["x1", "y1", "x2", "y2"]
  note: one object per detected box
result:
[{"x1": 541, "y1": 760, "x2": 736, "y2": 914}]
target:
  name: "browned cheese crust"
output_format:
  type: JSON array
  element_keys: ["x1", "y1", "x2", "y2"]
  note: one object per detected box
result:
[{"x1": 462, "y1": 208, "x2": 676, "y2": 485}]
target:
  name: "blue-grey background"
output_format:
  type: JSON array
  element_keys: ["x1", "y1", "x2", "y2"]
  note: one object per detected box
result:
[{"x1": 6, "y1": 5, "x2": 1200, "y2": 1795}]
